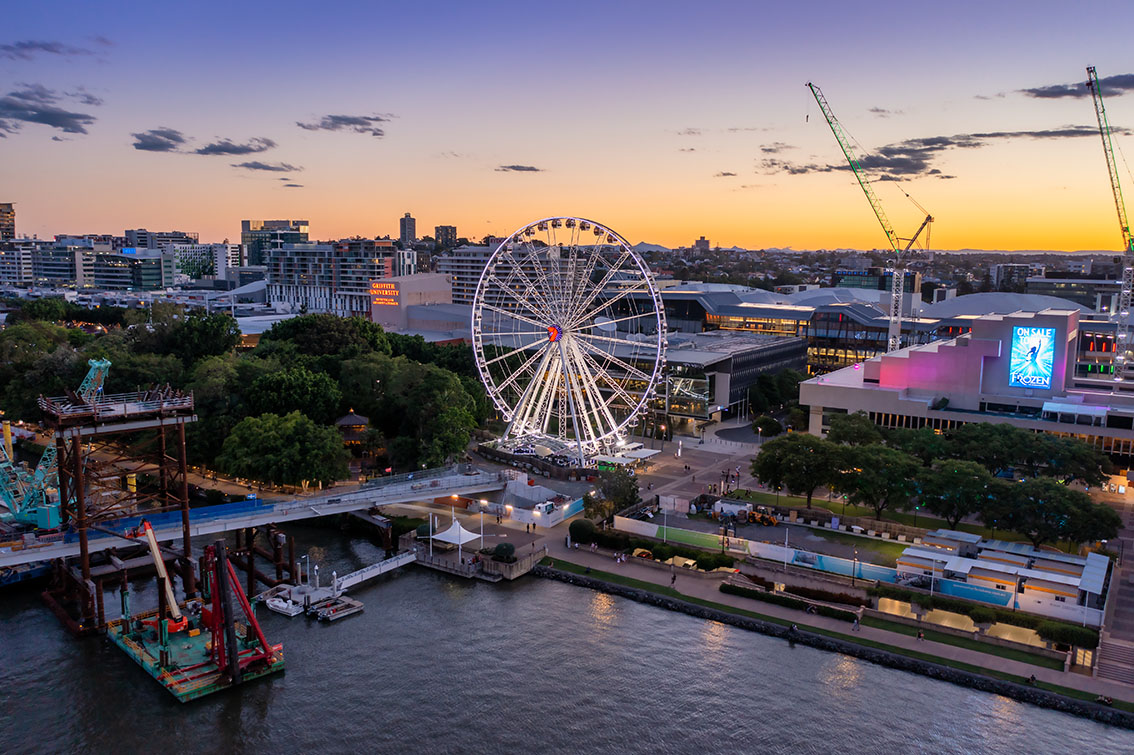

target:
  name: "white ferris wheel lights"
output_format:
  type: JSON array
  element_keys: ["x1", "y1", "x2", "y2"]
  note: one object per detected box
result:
[{"x1": 470, "y1": 217, "x2": 667, "y2": 463}]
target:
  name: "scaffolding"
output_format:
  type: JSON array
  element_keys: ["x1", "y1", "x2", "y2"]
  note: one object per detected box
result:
[{"x1": 38, "y1": 384, "x2": 198, "y2": 633}]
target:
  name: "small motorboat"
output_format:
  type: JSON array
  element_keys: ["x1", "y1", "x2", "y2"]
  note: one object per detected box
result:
[{"x1": 265, "y1": 596, "x2": 304, "y2": 617}]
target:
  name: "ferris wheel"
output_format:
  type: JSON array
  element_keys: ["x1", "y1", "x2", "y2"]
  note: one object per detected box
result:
[{"x1": 471, "y1": 217, "x2": 667, "y2": 464}]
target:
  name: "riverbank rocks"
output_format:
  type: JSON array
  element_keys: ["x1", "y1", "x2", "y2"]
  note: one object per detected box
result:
[{"x1": 531, "y1": 566, "x2": 1134, "y2": 730}]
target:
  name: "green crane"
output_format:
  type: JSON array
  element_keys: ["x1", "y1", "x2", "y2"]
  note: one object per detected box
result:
[
  {"x1": 1086, "y1": 66, "x2": 1134, "y2": 380},
  {"x1": 0, "y1": 358, "x2": 110, "y2": 529},
  {"x1": 808, "y1": 82, "x2": 933, "y2": 353}
]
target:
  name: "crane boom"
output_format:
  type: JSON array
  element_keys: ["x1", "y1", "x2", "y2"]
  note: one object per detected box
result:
[
  {"x1": 808, "y1": 82, "x2": 932, "y2": 353},
  {"x1": 1086, "y1": 66, "x2": 1134, "y2": 380}
]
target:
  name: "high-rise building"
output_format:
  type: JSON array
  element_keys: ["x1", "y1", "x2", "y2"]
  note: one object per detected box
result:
[
  {"x1": 0, "y1": 203, "x2": 14, "y2": 241},
  {"x1": 241, "y1": 219, "x2": 309, "y2": 266},
  {"x1": 124, "y1": 229, "x2": 199, "y2": 249},
  {"x1": 0, "y1": 244, "x2": 33, "y2": 285},
  {"x1": 693, "y1": 236, "x2": 710, "y2": 252},
  {"x1": 437, "y1": 243, "x2": 550, "y2": 305},
  {"x1": 435, "y1": 225, "x2": 457, "y2": 248},
  {"x1": 399, "y1": 213, "x2": 416, "y2": 245},
  {"x1": 165, "y1": 243, "x2": 242, "y2": 279},
  {"x1": 267, "y1": 239, "x2": 399, "y2": 317}
]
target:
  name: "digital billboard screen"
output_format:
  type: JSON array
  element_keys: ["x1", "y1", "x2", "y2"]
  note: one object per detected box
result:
[{"x1": 1008, "y1": 326, "x2": 1056, "y2": 390}]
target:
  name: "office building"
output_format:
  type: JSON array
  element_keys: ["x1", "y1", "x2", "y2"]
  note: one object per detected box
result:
[
  {"x1": 0, "y1": 245, "x2": 32, "y2": 285},
  {"x1": 436, "y1": 245, "x2": 496, "y2": 304},
  {"x1": 399, "y1": 213, "x2": 416, "y2": 245},
  {"x1": 1025, "y1": 276, "x2": 1121, "y2": 313},
  {"x1": 435, "y1": 225, "x2": 457, "y2": 248},
  {"x1": 693, "y1": 236, "x2": 710, "y2": 252},
  {"x1": 0, "y1": 203, "x2": 14, "y2": 241},
  {"x1": 991, "y1": 263, "x2": 1045, "y2": 290},
  {"x1": 91, "y1": 250, "x2": 175, "y2": 290},
  {"x1": 436, "y1": 243, "x2": 556, "y2": 306},
  {"x1": 165, "y1": 243, "x2": 242, "y2": 279},
  {"x1": 241, "y1": 219, "x2": 309, "y2": 266},
  {"x1": 267, "y1": 240, "x2": 399, "y2": 317},
  {"x1": 124, "y1": 229, "x2": 199, "y2": 249}
]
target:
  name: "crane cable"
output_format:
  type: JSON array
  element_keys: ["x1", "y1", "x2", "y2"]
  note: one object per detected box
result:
[{"x1": 816, "y1": 106, "x2": 933, "y2": 248}]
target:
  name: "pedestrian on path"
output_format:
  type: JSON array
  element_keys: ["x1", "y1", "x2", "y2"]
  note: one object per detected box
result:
[
  {"x1": 916, "y1": 630, "x2": 924, "y2": 642},
  {"x1": 852, "y1": 617, "x2": 860, "y2": 631},
  {"x1": 670, "y1": 573, "x2": 676, "y2": 587}
]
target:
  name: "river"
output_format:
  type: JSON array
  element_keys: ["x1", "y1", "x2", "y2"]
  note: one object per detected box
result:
[{"x1": 0, "y1": 526, "x2": 1127, "y2": 754}]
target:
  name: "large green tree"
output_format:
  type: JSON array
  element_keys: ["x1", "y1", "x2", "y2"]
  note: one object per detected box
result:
[
  {"x1": 888, "y1": 426, "x2": 951, "y2": 467},
  {"x1": 260, "y1": 314, "x2": 389, "y2": 357},
  {"x1": 1002, "y1": 477, "x2": 1091, "y2": 548},
  {"x1": 945, "y1": 423, "x2": 1032, "y2": 477},
  {"x1": 840, "y1": 444, "x2": 919, "y2": 519},
  {"x1": 827, "y1": 411, "x2": 883, "y2": 446},
  {"x1": 248, "y1": 366, "x2": 343, "y2": 424},
  {"x1": 216, "y1": 411, "x2": 349, "y2": 487},
  {"x1": 917, "y1": 460, "x2": 993, "y2": 529},
  {"x1": 599, "y1": 466, "x2": 641, "y2": 513},
  {"x1": 751, "y1": 434, "x2": 840, "y2": 507}
]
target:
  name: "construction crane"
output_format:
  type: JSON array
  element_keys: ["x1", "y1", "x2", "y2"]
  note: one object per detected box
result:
[
  {"x1": 0, "y1": 358, "x2": 110, "y2": 529},
  {"x1": 1086, "y1": 66, "x2": 1134, "y2": 381},
  {"x1": 808, "y1": 82, "x2": 933, "y2": 353}
]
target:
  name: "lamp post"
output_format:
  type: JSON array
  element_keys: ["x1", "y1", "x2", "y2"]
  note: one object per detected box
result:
[{"x1": 852, "y1": 548, "x2": 858, "y2": 586}]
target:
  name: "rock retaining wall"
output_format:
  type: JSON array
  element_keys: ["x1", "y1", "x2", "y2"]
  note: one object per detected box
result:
[{"x1": 531, "y1": 566, "x2": 1134, "y2": 730}]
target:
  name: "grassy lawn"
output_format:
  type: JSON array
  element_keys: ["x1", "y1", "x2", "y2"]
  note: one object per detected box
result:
[
  {"x1": 861, "y1": 616, "x2": 1063, "y2": 670},
  {"x1": 731, "y1": 488, "x2": 1028, "y2": 543},
  {"x1": 540, "y1": 558, "x2": 1126, "y2": 706},
  {"x1": 804, "y1": 529, "x2": 907, "y2": 567}
]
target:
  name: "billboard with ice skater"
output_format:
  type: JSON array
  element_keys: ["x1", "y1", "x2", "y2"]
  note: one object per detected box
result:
[{"x1": 1008, "y1": 326, "x2": 1056, "y2": 389}]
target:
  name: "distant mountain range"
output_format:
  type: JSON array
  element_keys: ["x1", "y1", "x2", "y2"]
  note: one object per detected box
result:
[{"x1": 630, "y1": 242, "x2": 1115, "y2": 256}]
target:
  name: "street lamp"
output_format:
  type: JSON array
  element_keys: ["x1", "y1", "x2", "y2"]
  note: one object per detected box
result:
[{"x1": 852, "y1": 548, "x2": 858, "y2": 586}]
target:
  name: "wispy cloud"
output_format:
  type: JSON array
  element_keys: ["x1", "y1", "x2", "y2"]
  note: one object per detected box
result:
[
  {"x1": 759, "y1": 126, "x2": 1114, "y2": 180},
  {"x1": 678, "y1": 147, "x2": 696, "y2": 153},
  {"x1": 232, "y1": 161, "x2": 300, "y2": 172},
  {"x1": 676, "y1": 128, "x2": 702, "y2": 136},
  {"x1": 282, "y1": 183, "x2": 303, "y2": 188},
  {"x1": 760, "y1": 142, "x2": 792, "y2": 154},
  {"x1": 714, "y1": 171, "x2": 737, "y2": 177},
  {"x1": 0, "y1": 84, "x2": 97, "y2": 136},
  {"x1": 495, "y1": 164, "x2": 542, "y2": 172},
  {"x1": 131, "y1": 127, "x2": 186, "y2": 152},
  {"x1": 195, "y1": 137, "x2": 275, "y2": 156},
  {"x1": 1021, "y1": 73, "x2": 1134, "y2": 99},
  {"x1": 66, "y1": 86, "x2": 103, "y2": 106},
  {"x1": 0, "y1": 40, "x2": 94, "y2": 60},
  {"x1": 869, "y1": 107, "x2": 901, "y2": 118},
  {"x1": 297, "y1": 113, "x2": 389, "y2": 137}
]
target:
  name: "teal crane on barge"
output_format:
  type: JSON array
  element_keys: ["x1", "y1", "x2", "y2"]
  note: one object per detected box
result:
[{"x1": 0, "y1": 358, "x2": 110, "y2": 529}]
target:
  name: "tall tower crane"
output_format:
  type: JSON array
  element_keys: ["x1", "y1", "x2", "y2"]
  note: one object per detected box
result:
[
  {"x1": 808, "y1": 82, "x2": 933, "y2": 353},
  {"x1": 1086, "y1": 66, "x2": 1134, "y2": 381}
]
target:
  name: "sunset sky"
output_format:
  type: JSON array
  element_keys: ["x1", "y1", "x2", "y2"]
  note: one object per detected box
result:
[{"x1": 4, "y1": 1, "x2": 1134, "y2": 252}]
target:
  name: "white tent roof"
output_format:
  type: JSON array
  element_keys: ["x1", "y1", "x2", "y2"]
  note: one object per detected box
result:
[
  {"x1": 432, "y1": 519, "x2": 480, "y2": 545},
  {"x1": 622, "y1": 449, "x2": 661, "y2": 460}
]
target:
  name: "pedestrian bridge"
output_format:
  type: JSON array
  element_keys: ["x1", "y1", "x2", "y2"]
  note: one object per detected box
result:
[{"x1": 0, "y1": 465, "x2": 507, "y2": 568}]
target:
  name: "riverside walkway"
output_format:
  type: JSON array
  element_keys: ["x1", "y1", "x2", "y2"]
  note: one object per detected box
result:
[
  {"x1": 0, "y1": 465, "x2": 507, "y2": 568},
  {"x1": 540, "y1": 537, "x2": 1134, "y2": 705}
]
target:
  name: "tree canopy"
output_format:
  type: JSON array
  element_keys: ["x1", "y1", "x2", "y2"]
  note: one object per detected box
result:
[
  {"x1": 751, "y1": 434, "x2": 839, "y2": 507},
  {"x1": 216, "y1": 411, "x2": 349, "y2": 487},
  {"x1": 839, "y1": 444, "x2": 919, "y2": 519},
  {"x1": 916, "y1": 460, "x2": 993, "y2": 529},
  {"x1": 827, "y1": 411, "x2": 884, "y2": 446}
]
